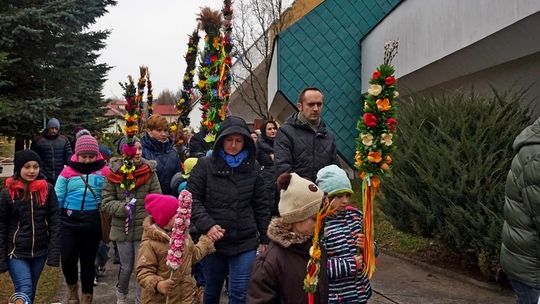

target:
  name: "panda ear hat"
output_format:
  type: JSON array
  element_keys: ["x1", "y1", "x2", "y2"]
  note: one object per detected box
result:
[{"x1": 276, "y1": 172, "x2": 324, "y2": 224}]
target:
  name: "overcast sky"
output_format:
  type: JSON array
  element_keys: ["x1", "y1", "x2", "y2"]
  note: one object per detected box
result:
[{"x1": 92, "y1": 0, "x2": 223, "y2": 99}]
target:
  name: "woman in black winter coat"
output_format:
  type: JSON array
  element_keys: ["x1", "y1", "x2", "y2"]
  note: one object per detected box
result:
[
  {"x1": 0, "y1": 150, "x2": 61, "y2": 303},
  {"x1": 187, "y1": 116, "x2": 271, "y2": 304},
  {"x1": 256, "y1": 120, "x2": 279, "y2": 215}
]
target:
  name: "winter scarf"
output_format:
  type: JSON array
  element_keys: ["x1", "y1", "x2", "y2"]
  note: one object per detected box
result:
[
  {"x1": 5, "y1": 177, "x2": 48, "y2": 206},
  {"x1": 106, "y1": 163, "x2": 153, "y2": 189},
  {"x1": 219, "y1": 150, "x2": 249, "y2": 168}
]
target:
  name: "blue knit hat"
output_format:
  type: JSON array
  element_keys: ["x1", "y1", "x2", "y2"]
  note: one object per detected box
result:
[{"x1": 316, "y1": 165, "x2": 353, "y2": 196}]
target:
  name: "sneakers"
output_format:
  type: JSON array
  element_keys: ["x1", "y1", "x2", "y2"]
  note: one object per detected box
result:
[{"x1": 115, "y1": 290, "x2": 127, "y2": 304}]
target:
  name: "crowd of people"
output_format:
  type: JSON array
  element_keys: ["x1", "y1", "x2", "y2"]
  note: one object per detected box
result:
[{"x1": 0, "y1": 87, "x2": 378, "y2": 304}]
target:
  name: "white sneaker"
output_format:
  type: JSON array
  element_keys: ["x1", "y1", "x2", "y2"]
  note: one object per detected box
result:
[{"x1": 116, "y1": 290, "x2": 127, "y2": 304}]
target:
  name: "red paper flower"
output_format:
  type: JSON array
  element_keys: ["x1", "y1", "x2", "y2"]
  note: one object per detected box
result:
[
  {"x1": 386, "y1": 117, "x2": 397, "y2": 132},
  {"x1": 385, "y1": 76, "x2": 396, "y2": 86},
  {"x1": 210, "y1": 55, "x2": 218, "y2": 62},
  {"x1": 363, "y1": 113, "x2": 378, "y2": 128},
  {"x1": 372, "y1": 70, "x2": 381, "y2": 80}
]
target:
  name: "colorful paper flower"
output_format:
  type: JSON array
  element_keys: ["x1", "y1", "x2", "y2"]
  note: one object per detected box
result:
[
  {"x1": 380, "y1": 133, "x2": 393, "y2": 146},
  {"x1": 367, "y1": 151, "x2": 383, "y2": 163},
  {"x1": 376, "y1": 98, "x2": 391, "y2": 112},
  {"x1": 363, "y1": 113, "x2": 378, "y2": 128},
  {"x1": 361, "y1": 133, "x2": 374, "y2": 146},
  {"x1": 367, "y1": 84, "x2": 383, "y2": 96}
]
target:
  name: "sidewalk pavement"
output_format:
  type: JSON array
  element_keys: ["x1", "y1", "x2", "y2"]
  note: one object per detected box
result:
[
  {"x1": 58, "y1": 252, "x2": 515, "y2": 303},
  {"x1": 370, "y1": 253, "x2": 515, "y2": 304}
]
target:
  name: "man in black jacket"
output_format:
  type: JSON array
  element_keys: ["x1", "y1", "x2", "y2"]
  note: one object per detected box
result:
[
  {"x1": 274, "y1": 87, "x2": 340, "y2": 182},
  {"x1": 30, "y1": 118, "x2": 73, "y2": 184}
]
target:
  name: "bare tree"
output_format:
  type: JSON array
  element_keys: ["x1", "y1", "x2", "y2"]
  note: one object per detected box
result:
[
  {"x1": 156, "y1": 89, "x2": 181, "y2": 105},
  {"x1": 231, "y1": 0, "x2": 294, "y2": 119}
]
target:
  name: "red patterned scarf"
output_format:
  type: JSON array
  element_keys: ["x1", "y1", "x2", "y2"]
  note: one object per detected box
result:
[{"x1": 5, "y1": 177, "x2": 48, "y2": 206}]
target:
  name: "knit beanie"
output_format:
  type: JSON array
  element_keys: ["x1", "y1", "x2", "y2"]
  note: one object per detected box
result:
[
  {"x1": 47, "y1": 118, "x2": 60, "y2": 130},
  {"x1": 75, "y1": 129, "x2": 91, "y2": 139},
  {"x1": 183, "y1": 157, "x2": 198, "y2": 175},
  {"x1": 145, "y1": 194, "x2": 179, "y2": 228},
  {"x1": 316, "y1": 165, "x2": 354, "y2": 197},
  {"x1": 75, "y1": 135, "x2": 99, "y2": 156},
  {"x1": 14, "y1": 150, "x2": 42, "y2": 177},
  {"x1": 278, "y1": 172, "x2": 324, "y2": 224}
]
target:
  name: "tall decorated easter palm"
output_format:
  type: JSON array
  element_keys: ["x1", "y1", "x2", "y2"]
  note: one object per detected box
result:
[{"x1": 355, "y1": 41, "x2": 399, "y2": 278}]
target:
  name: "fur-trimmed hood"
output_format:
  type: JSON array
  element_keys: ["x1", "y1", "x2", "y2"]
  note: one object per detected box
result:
[
  {"x1": 267, "y1": 218, "x2": 311, "y2": 248},
  {"x1": 141, "y1": 216, "x2": 170, "y2": 243}
]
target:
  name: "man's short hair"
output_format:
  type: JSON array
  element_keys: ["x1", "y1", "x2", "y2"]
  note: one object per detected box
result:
[
  {"x1": 147, "y1": 114, "x2": 169, "y2": 131},
  {"x1": 298, "y1": 87, "x2": 324, "y2": 104}
]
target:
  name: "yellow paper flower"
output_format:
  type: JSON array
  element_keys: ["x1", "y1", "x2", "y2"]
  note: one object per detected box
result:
[
  {"x1": 204, "y1": 133, "x2": 216, "y2": 143},
  {"x1": 361, "y1": 133, "x2": 374, "y2": 146},
  {"x1": 368, "y1": 84, "x2": 383, "y2": 96},
  {"x1": 198, "y1": 80, "x2": 207, "y2": 89},
  {"x1": 309, "y1": 247, "x2": 321, "y2": 259},
  {"x1": 213, "y1": 37, "x2": 220, "y2": 49},
  {"x1": 170, "y1": 124, "x2": 177, "y2": 133},
  {"x1": 376, "y1": 98, "x2": 391, "y2": 111},
  {"x1": 355, "y1": 151, "x2": 362, "y2": 166},
  {"x1": 380, "y1": 133, "x2": 393, "y2": 146}
]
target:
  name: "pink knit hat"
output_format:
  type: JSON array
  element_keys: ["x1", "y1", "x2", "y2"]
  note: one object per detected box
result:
[
  {"x1": 145, "y1": 194, "x2": 179, "y2": 228},
  {"x1": 75, "y1": 135, "x2": 99, "y2": 156}
]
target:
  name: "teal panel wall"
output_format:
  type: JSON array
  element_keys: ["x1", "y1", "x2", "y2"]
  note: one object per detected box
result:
[{"x1": 278, "y1": 0, "x2": 401, "y2": 165}]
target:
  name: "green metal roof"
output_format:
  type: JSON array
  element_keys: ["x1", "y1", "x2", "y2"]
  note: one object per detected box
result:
[{"x1": 277, "y1": 0, "x2": 401, "y2": 165}]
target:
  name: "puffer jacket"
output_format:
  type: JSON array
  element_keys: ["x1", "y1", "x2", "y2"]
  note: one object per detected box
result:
[
  {"x1": 274, "y1": 113, "x2": 340, "y2": 182},
  {"x1": 247, "y1": 218, "x2": 328, "y2": 304},
  {"x1": 256, "y1": 136, "x2": 278, "y2": 215},
  {"x1": 141, "y1": 133, "x2": 182, "y2": 195},
  {"x1": 187, "y1": 116, "x2": 271, "y2": 256},
  {"x1": 0, "y1": 179, "x2": 61, "y2": 273},
  {"x1": 55, "y1": 155, "x2": 110, "y2": 230},
  {"x1": 136, "y1": 217, "x2": 215, "y2": 304},
  {"x1": 501, "y1": 117, "x2": 540, "y2": 288},
  {"x1": 101, "y1": 158, "x2": 162, "y2": 242},
  {"x1": 30, "y1": 132, "x2": 73, "y2": 184}
]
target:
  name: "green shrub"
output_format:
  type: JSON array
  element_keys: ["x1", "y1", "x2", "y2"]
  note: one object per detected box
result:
[{"x1": 380, "y1": 89, "x2": 531, "y2": 278}]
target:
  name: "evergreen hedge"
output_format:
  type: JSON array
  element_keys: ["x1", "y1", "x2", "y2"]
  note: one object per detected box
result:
[{"x1": 380, "y1": 89, "x2": 532, "y2": 278}]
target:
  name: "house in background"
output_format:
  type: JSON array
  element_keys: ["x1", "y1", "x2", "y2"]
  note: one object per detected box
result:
[
  {"x1": 267, "y1": 0, "x2": 540, "y2": 167},
  {"x1": 104, "y1": 99, "x2": 125, "y2": 134},
  {"x1": 153, "y1": 104, "x2": 179, "y2": 124}
]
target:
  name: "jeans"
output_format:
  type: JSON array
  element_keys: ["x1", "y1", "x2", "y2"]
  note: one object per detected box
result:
[
  {"x1": 7, "y1": 255, "x2": 47, "y2": 304},
  {"x1": 61, "y1": 226, "x2": 101, "y2": 294},
  {"x1": 510, "y1": 279, "x2": 540, "y2": 304},
  {"x1": 202, "y1": 250, "x2": 256, "y2": 304},
  {"x1": 116, "y1": 240, "x2": 141, "y2": 304}
]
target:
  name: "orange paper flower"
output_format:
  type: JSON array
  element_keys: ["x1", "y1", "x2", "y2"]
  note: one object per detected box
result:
[
  {"x1": 376, "y1": 98, "x2": 391, "y2": 111},
  {"x1": 367, "y1": 151, "x2": 382, "y2": 163}
]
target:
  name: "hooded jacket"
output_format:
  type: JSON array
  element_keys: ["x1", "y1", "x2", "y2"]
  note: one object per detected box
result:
[
  {"x1": 136, "y1": 217, "x2": 215, "y2": 304},
  {"x1": 30, "y1": 131, "x2": 73, "y2": 184},
  {"x1": 141, "y1": 133, "x2": 181, "y2": 195},
  {"x1": 274, "y1": 113, "x2": 340, "y2": 182},
  {"x1": 501, "y1": 117, "x2": 540, "y2": 288},
  {"x1": 101, "y1": 158, "x2": 162, "y2": 242},
  {"x1": 247, "y1": 218, "x2": 329, "y2": 304},
  {"x1": 187, "y1": 116, "x2": 271, "y2": 256}
]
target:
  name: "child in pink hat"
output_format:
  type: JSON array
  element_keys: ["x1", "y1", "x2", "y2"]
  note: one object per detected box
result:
[{"x1": 137, "y1": 193, "x2": 221, "y2": 304}]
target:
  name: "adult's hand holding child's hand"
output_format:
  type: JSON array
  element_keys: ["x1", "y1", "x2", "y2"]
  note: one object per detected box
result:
[{"x1": 207, "y1": 225, "x2": 225, "y2": 241}]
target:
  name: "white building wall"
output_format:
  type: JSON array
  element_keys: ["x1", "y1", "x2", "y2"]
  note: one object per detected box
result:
[{"x1": 361, "y1": 0, "x2": 540, "y2": 92}]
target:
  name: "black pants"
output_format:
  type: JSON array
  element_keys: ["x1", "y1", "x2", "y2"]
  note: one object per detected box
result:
[{"x1": 61, "y1": 225, "x2": 101, "y2": 294}]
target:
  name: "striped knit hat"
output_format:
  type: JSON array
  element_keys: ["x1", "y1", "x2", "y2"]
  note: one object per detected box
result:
[{"x1": 75, "y1": 135, "x2": 99, "y2": 156}]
